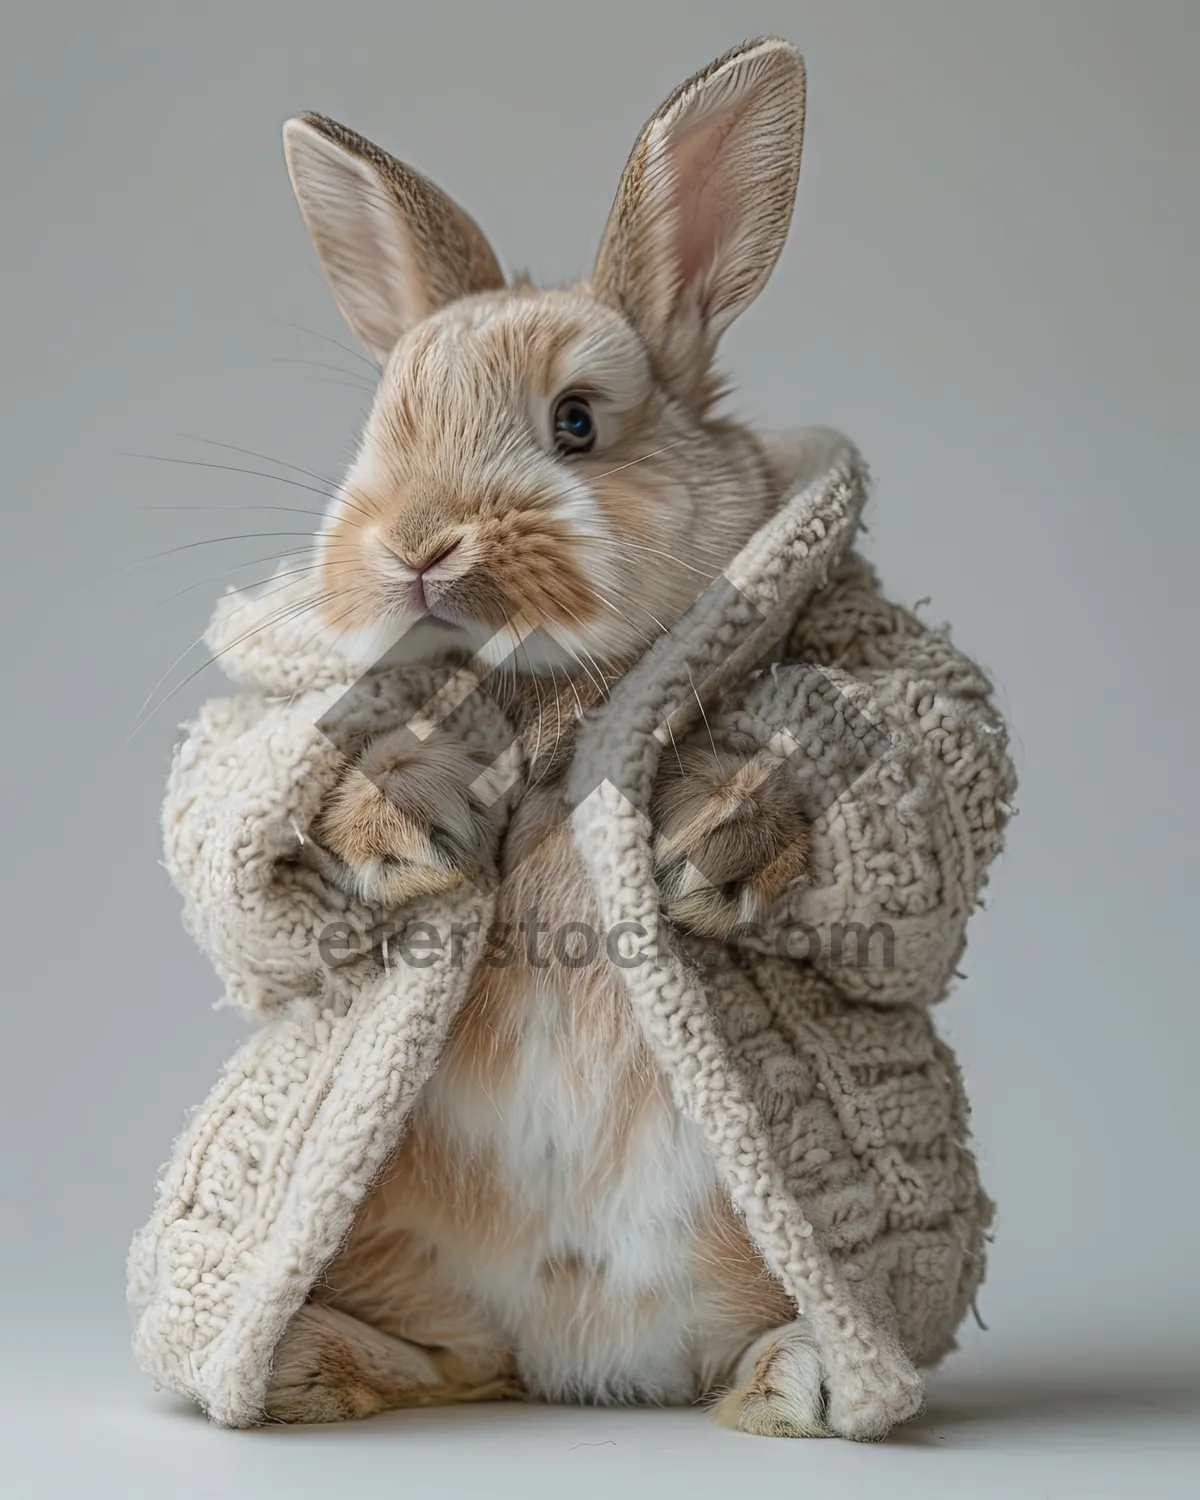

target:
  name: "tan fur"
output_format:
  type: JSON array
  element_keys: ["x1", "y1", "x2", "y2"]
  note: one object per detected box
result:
[
  {"x1": 264, "y1": 1303, "x2": 521, "y2": 1423},
  {"x1": 653, "y1": 743, "x2": 811, "y2": 938},
  {"x1": 592, "y1": 39, "x2": 806, "y2": 401},
  {"x1": 311, "y1": 285, "x2": 770, "y2": 663},
  {"x1": 279, "y1": 779, "x2": 803, "y2": 1420},
  {"x1": 709, "y1": 1322, "x2": 832, "y2": 1437},
  {"x1": 268, "y1": 40, "x2": 823, "y2": 1428},
  {"x1": 305, "y1": 729, "x2": 498, "y2": 906},
  {"x1": 283, "y1": 113, "x2": 505, "y2": 362}
]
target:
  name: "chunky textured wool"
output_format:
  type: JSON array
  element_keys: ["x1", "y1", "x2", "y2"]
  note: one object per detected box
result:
[{"x1": 128, "y1": 428, "x2": 1014, "y2": 1439}]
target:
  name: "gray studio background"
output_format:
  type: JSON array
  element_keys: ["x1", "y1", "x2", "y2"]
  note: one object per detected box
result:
[{"x1": 2, "y1": 2, "x2": 1197, "y2": 1496}]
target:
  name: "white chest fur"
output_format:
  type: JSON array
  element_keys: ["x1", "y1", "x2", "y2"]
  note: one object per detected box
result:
[{"x1": 417, "y1": 974, "x2": 732, "y2": 1404}]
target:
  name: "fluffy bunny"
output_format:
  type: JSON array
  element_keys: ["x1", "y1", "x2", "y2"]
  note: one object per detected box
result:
[{"x1": 267, "y1": 39, "x2": 829, "y2": 1434}]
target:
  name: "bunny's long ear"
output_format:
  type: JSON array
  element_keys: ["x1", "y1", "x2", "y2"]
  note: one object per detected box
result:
[
  {"x1": 282, "y1": 114, "x2": 505, "y2": 363},
  {"x1": 591, "y1": 39, "x2": 805, "y2": 398}
]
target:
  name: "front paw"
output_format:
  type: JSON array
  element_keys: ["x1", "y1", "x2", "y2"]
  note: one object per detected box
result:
[
  {"x1": 305, "y1": 728, "x2": 500, "y2": 909},
  {"x1": 652, "y1": 744, "x2": 809, "y2": 940}
]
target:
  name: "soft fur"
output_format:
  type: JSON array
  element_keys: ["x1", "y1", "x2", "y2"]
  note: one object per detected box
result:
[
  {"x1": 127, "y1": 42, "x2": 1016, "y2": 1441},
  {"x1": 281, "y1": 38, "x2": 806, "y2": 674},
  {"x1": 129, "y1": 428, "x2": 1014, "y2": 1438},
  {"x1": 275, "y1": 41, "x2": 833, "y2": 1423}
]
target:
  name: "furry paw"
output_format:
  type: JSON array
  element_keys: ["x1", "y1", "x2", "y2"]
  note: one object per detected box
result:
[
  {"x1": 652, "y1": 744, "x2": 809, "y2": 940},
  {"x1": 710, "y1": 1322, "x2": 831, "y2": 1438},
  {"x1": 264, "y1": 1304, "x2": 522, "y2": 1424},
  {"x1": 301, "y1": 727, "x2": 500, "y2": 908},
  {"x1": 264, "y1": 1304, "x2": 439, "y2": 1423}
]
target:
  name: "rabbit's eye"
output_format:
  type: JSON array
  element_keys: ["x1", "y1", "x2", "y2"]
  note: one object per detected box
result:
[{"x1": 553, "y1": 396, "x2": 596, "y2": 454}]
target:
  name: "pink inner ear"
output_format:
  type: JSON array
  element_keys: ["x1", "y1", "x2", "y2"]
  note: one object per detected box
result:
[{"x1": 668, "y1": 98, "x2": 754, "y2": 296}]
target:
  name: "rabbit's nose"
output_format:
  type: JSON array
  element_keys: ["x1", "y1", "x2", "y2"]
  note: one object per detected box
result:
[
  {"x1": 388, "y1": 533, "x2": 464, "y2": 576},
  {"x1": 414, "y1": 536, "x2": 463, "y2": 577}
]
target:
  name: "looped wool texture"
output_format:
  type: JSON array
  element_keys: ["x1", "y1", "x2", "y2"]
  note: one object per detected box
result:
[{"x1": 128, "y1": 428, "x2": 1015, "y2": 1437}]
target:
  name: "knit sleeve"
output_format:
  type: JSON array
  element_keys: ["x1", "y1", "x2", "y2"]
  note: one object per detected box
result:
[
  {"x1": 703, "y1": 550, "x2": 1016, "y2": 1006},
  {"x1": 160, "y1": 687, "x2": 373, "y2": 1021},
  {"x1": 161, "y1": 664, "x2": 520, "y2": 1021}
]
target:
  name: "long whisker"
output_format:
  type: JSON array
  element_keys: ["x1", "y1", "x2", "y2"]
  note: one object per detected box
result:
[
  {"x1": 568, "y1": 581, "x2": 658, "y2": 662},
  {"x1": 152, "y1": 549, "x2": 360, "y2": 608},
  {"x1": 570, "y1": 522, "x2": 735, "y2": 568},
  {"x1": 580, "y1": 583, "x2": 725, "y2": 757},
  {"x1": 560, "y1": 662, "x2": 586, "y2": 721},
  {"x1": 298, "y1": 374, "x2": 379, "y2": 396},
  {"x1": 570, "y1": 533, "x2": 730, "y2": 578},
  {"x1": 138, "y1": 502, "x2": 354, "y2": 527},
  {"x1": 322, "y1": 490, "x2": 375, "y2": 526},
  {"x1": 550, "y1": 662, "x2": 566, "y2": 770},
  {"x1": 571, "y1": 634, "x2": 613, "y2": 698},
  {"x1": 222, "y1": 584, "x2": 353, "y2": 696},
  {"x1": 287, "y1": 585, "x2": 378, "y2": 676},
  {"x1": 588, "y1": 529, "x2": 733, "y2": 564},
  {"x1": 552, "y1": 635, "x2": 607, "y2": 703},
  {"x1": 687, "y1": 664, "x2": 718, "y2": 758},
  {"x1": 584, "y1": 581, "x2": 672, "y2": 638},
  {"x1": 546, "y1": 602, "x2": 612, "y2": 701},
  {"x1": 544, "y1": 661, "x2": 565, "y2": 775},
  {"x1": 100, "y1": 530, "x2": 333, "y2": 584},
  {"x1": 586, "y1": 439, "x2": 686, "y2": 484},
  {"x1": 265, "y1": 316, "x2": 382, "y2": 375},
  {"x1": 121, "y1": 452, "x2": 341, "y2": 505},
  {"x1": 272, "y1": 356, "x2": 377, "y2": 391},
  {"x1": 280, "y1": 586, "x2": 380, "y2": 711},
  {"x1": 134, "y1": 568, "x2": 338, "y2": 725},
  {"x1": 126, "y1": 588, "x2": 339, "y2": 743},
  {"x1": 174, "y1": 434, "x2": 341, "y2": 488},
  {"x1": 142, "y1": 438, "x2": 377, "y2": 527},
  {"x1": 611, "y1": 591, "x2": 670, "y2": 636},
  {"x1": 514, "y1": 619, "x2": 546, "y2": 774},
  {"x1": 663, "y1": 704, "x2": 686, "y2": 777},
  {"x1": 574, "y1": 583, "x2": 623, "y2": 621}
]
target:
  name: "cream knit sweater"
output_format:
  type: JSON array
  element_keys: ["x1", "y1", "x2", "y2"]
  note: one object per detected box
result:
[{"x1": 128, "y1": 428, "x2": 1015, "y2": 1439}]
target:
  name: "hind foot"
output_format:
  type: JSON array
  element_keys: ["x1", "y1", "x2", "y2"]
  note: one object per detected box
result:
[
  {"x1": 710, "y1": 1321, "x2": 831, "y2": 1438},
  {"x1": 264, "y1": 1303, "x2": 523, "y2": 1424}
]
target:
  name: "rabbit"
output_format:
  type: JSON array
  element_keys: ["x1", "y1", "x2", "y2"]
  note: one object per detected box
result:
[{"x1": 266, "y1": 39, "x2": 824, "y2": 1437}]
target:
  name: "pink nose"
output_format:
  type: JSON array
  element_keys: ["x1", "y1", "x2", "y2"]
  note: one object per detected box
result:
[{"x1": 408, "y1": 537, "x2": 462, "y2": 613}]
